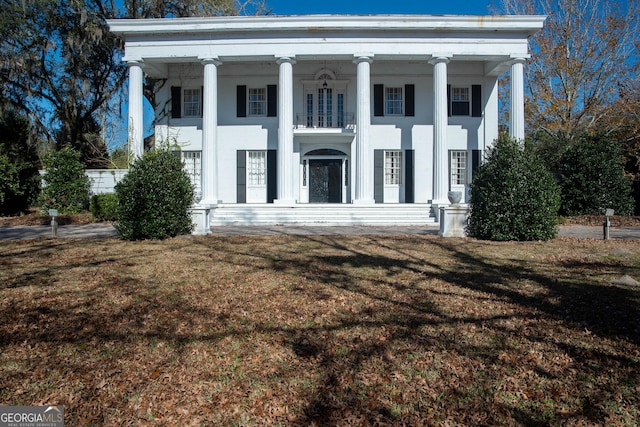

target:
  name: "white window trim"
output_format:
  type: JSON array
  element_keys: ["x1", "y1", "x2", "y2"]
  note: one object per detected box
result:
[
  {"x1": 451, "y1": 86, "x2": 471, "y2": 117},
  {"x1": 247, "y1": 150, "x2": 267, "y2": 187},
  {"x1": 384, "y1": 86, "x2": 404, "y2": 116},
  {"x1": 384, "y1": 150, "x2": 402, "y2": 186},
  {"x1": 183, "y1": 88, "x2": 202, "y2": 118},
  {"x1": 449, "y1": 150, "x2": 468, "y2": 187},
  {"x1": 248, "y1": 87, "x2": 267, "y2": 117},
  {"x1": 180, "y1": 150, "x2": 202, "y2": 199}
]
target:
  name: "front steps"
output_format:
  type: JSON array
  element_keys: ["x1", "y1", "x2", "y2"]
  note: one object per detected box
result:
[{"x1": 210, "y1": 203, "x2": 436, "y2": 226}]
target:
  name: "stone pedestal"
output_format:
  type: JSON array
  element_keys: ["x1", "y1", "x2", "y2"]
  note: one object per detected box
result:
[
  {"x1": 190, "y1": 206, "x2": 212, "y2": 235},
  {"x1": 438, "y1": 205, "x2": 468, "y2": 238}
]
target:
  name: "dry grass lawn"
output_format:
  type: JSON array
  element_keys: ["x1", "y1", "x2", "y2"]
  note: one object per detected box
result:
[{"x1": 0, "y1": 234, "x2": 639, "y2": 426}]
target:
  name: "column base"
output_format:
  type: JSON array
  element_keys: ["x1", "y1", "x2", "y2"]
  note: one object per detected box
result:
[
  {"x1": 273, "y1": 199, "x2": 297, "y2": 206},
  {"x1": 438, "y1": 204, "x2": 469, "y2": 238},
  {"x1": 352, "y1": 199, "x2": 376, "y2": 205}
]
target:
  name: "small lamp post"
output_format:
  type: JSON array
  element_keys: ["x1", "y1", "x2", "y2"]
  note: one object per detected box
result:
[
  {"x1": 603, "y1": 208, "x2": 614, "y2": 240},
  {"x1": 49, "y1": 209, "x2": 58, "y2": 237}
]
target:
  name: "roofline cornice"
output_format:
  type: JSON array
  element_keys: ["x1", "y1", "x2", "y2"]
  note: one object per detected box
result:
[{"x1": 107, "y1": 14, "x2": 546, "y2": 37}]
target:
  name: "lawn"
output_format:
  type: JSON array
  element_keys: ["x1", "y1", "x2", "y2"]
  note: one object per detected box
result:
[{"x1": 0, "y1": 233, "x2": 639, "y2": 426}]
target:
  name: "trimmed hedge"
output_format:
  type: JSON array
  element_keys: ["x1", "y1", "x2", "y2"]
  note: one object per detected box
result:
[
  {"x1": 467, "y1": 135, "x2": 561, "y2": 241},
  {"x1": 115, "y1": 150, "x2": 194, "y2": 240},
  {"x1": 39, "y1": 147, "x2": 90, "y2": 214},
  {"x1": 89, "y1": 193, "x2": 118, "y2": 221}
]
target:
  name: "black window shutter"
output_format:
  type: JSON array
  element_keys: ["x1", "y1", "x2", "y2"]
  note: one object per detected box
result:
[
  {"x1": 373, "y1": 84, "x2": 384, "y2": 117},
  {"x1": 472, "y1": 85, "x2": 482, "y2": 117},
  {"x1": 237, "y1": 150, "x2": 246, "y2": 204},
  {"x1": 405, "y1": 149, "x2": 414, "y2": 203},
  {"x1": 171, "y1": 86, "x2": 181, "y2": 119},
  {"x1": 267, "y1": 85, "x2": 277, "y2": 117},
  {"x1": 446, "y1": 84, "x2": 451, "y2": 117},
  {"x1": 374, "y1": 149, "x2": 384, "y2": 203},
  {"x1": 236, "y1": 85, "x2": 247, "y2": 117},
  {"x1": 267, "y1": 150, "x2": 277, "y2": 203},
  {"x1": 200, "y1": 86, "x2": 204, "y2": 118},
  {"x1": 472, "y1": 149, "x2": 481, "y2": 178},
  {"x1": 405, "y1": 84, "x2": 415, "y2": 117}
]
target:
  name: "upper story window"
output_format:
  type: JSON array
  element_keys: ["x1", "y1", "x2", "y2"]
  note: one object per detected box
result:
[
  {"x1": 384, "y1": 87, "x2": 404, "y2": 115},
  {"x1": 451, "y1": 87, "x2": 470, "y2": 116},
  {"x1": 237, "y1": 85, "x2": 277, "y2": 118},
  {"x1": 183, "y1": 88, "x2": 201, "y2": 117},
  {"x1": 374, "y1": 84, "x2": 414, "y2": 117},
  {"x1": 248, "y1": 88, "x2": 267, "y2": 116}
]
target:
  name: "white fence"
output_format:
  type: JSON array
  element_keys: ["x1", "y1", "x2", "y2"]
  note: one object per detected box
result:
[
  {"x1": 86, "y1": 169, "x2": 128, "y2": 194},
  {"x1": 40, "y1": 169, "x2": 128, "y2": 195}
]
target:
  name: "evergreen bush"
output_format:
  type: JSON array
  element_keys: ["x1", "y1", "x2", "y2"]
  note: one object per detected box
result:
[
  {"x1": 0, "y1": 111, "x2": 41, "y2": 215},
  {"x1": 557, "y1": 133, "x2": 634, "y2": 216},
  {"x1": 467, "y1": 135, "x2": 561, "y2": 241},
  {"x1": 0, "y1": 154, "x2": 20, "y2": 207},
  {"x1": 89, "y1": 193, "x2": 118, "y2": 221},
  {"x1": 115, "y1": 150, "x2": 194, "y2": 240},
  {"x1": 39, "y1": 147, "x2": 90, "y2": 214}
]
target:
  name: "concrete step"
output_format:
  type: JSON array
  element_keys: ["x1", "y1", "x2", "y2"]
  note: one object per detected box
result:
[{"x1": 210, "y1": 204, "x2": 436, "y2": 226}]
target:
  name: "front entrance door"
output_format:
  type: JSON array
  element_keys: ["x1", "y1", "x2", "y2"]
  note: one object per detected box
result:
[{"x1": 309, "y1": 159, "x2": 342, "y2": 203}]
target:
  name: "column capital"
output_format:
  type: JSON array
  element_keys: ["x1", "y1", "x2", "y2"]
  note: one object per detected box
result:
[
  {"x1": 353, "y1": 54, "x2": 374, "y2": 64},
  {"x1": 429, "y1": 55, "x2": 452, "y2": 65},
  {"x1": 200, "y1": 57, "x2": 222, "y2": 66},
  {"x1": 276, "y1": 56, "x2": 296, "y2": 65},
  {"x1": 508, "y1": 55, "x2": 529, "y2": 65},
  {"x1": 126, "y1": 59, "x2": 144, "y2": 67}
]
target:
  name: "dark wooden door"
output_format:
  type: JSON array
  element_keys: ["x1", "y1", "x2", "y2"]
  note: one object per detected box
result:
[{"x1": 309, "y1": 159, "x2": 342, "y2": 203}]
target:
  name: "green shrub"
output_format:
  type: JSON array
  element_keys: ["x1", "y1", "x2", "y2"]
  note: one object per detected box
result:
[
  {"x1": 0, "y1": 153, "x2": 20, "y2": 206},
  {"x1": 467, "y1": 134, "x2": 561, "y2": 241},
  {"x1": 115, "y1": 149, "x2": 194, "y2": 240},
  {"x1": 557, "y1": 133, "x2": 634, "y2": 216},
  {"x1": 90, "y1": 193, "x2": 118, "y2": 221},
  {"x1": 39, "y1": 147, "x2": 90, "y2": 214},
  {"x1": 0, "y1": 111, "x2": 41, "y2": 215}
]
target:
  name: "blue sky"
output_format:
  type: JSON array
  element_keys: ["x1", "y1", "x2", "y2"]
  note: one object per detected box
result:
[{"x1": 266, "y1": 0, "x2": 493, "y2": 15}]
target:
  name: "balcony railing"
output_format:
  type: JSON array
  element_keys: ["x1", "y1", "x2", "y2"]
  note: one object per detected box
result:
[{"x1": 295, "y1": 112, "x2": 355, "y2": 130}]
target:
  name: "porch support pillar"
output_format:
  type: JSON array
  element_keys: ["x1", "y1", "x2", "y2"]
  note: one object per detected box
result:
[
  {"x1": 127, "y1": 60, "x2": 144, "y2": 160},
  {"x1": 509, "y1": 57, "x2": 526, "y2": 142},
  {"x1": 275, "y1": 56, "x2": 296, "y2": 205},
  {"x1": 200, "y1": 57, "x2": 222, "y2": 206},
  {"x1": 430, "y1": 56, "x2": 451, "y2": 206},
  {"x1": 353, "y1": 54, "x2": 374, "y2": 204}
]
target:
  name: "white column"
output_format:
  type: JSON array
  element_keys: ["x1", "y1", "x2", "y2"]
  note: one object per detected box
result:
[
  {"x1": 200, "y1": 57, "x2": 221, "y2": 206},
  {"x1": 353, "y1": 54, "x2": 374, "y2": 204},
  {"x1": 275, "y1": 56, "x2": 296, "y2": 204},
  {"x1": 510, "y1": 58, "x2": 526, "y2": 141},
  {"x1": 127, "y1": 61, "x2": 144, "y2": 160},
  {"x1": 429, "y1": 56, "x2": 450, "y2": 204}
]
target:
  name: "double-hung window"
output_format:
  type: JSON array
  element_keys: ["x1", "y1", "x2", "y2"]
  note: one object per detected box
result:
[
  {"x1": 451, "y1": 87, "x2": 470, "y2": 116},
  {"x1": 384, "y1": 87, "x2": 403, "y2": 116},
  {"x1": 450, "y1": 150, "x2": 468, "y2": 186},
  {"x1": 183, "y1": 88, "x2": 201, "y2": 117},
  {"x1": 248, "y1": 88, "x2": 266, "y2": 116},
  {"x1": 385, "y1": 151, "x2": 402, "y2": 185}
]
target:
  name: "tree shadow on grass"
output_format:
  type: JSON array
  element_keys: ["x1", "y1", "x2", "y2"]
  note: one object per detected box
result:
[{"x1": 1, "y1": 234, "x2": 639, "y2": 425}]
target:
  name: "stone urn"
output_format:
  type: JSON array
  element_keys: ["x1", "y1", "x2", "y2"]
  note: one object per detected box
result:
[{"x1": 447, "y1": 191, "x2": 462, "y2": 205}]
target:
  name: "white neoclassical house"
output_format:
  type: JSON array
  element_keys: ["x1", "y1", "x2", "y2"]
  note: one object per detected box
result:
[{"x1": 108, "y1": 14, "x2": 545, "y2": 234}]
